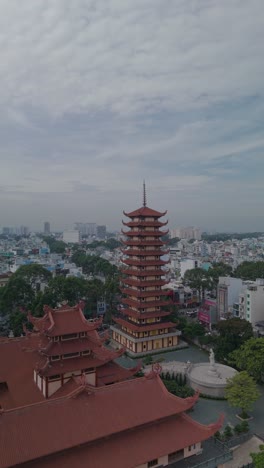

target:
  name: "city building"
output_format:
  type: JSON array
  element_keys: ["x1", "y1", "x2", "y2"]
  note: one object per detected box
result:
[
  {"x1": 44, "y1": 221, "x2": 50, "y2": 234},
  {"x1": 170, "y1": 227, "x2": 201, "y2": 241},
  {"x1": 198, "y1": 299, "x2": 217, "y2": 328},
  {"x1": 238, "y1": 279, "x2": 264, "y2": 326},
  {"x1": 74, "y1": 222, "x2": 97, "y2": 236},
  {"x1": 111, "y1": 190, "x2": 181, "y2": 355},
  {"x1": 63, "y1": 230, "x2": 80, "y2": 244},
  {"x1": 97, "y1": 225, "x2": 107, "y2": 239},
  {"x1": 217, "y1": 277, "x2": 243, "y2": 318},
  {"x1": 180, "y1": 258, "x2": 200, "y2": 278}
]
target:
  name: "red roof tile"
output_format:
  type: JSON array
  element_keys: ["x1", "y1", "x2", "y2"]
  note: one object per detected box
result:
[
  {"x1": 123, "y1": 206, "x2": 167, "y2": 218},
  {"x1": 34, "y1": 413, "x2": 224, "y2": 468},
  {"x1": 0, "y1": 375, "x2": 223, "y2": 468},
  {"x1": 29, "y1": 304, "x2": 102, "y2": 337}
]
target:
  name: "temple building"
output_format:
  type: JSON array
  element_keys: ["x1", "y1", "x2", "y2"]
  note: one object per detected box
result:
[
  {"x1": 0, "y1": 302, "x2": 138, "y2": 409},
  {"x1": 0, "y1": 302, "x2": 225, "y2": 467},
  {"x1": 111, "y1": 186, "x2": 181, "y2": 355}
]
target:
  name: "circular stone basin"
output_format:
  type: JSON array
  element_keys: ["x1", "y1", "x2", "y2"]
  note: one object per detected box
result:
[{"x1": 187, "y1": 363, "x2": 237, "y2": 398}]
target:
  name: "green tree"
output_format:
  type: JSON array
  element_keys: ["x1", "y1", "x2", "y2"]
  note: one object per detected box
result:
[
  {"x1": 184, "y1": 268, "x2": 209, "y2": 301},
  {"x1": 207, "y1": 263, "x2": 233, "y2": 293},
  {"x1": 9, "y1": 310, "x2": 28, "y2": 337},
  {"x1": 225, "y1": 371, "x2": 260, "y2": 419},
  {"x1": 43, "y1": 236, "x2": 67, "y2": 254},
  {"x1": 13, "y1": 264, "x2": 51, "y2": 288},
  {"x1": 250, "y1": 445, "x2": 264, "y2": 467},
  {"x1": 0, "y1": 276, "x2": 35, "y2": 315},
  {"x1": 234, "y1": 261, "x2": 264, "y2": 281},
  {"x1": 214, "y1": 318, "x2": 253, "y2": 362},
  {"x1": 228, "y1": 338, "x2": 264, "y2": 382}
]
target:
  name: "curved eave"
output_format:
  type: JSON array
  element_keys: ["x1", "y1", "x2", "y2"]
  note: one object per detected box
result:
[
  {"x1": 122, "y1": 258, "x2": 170, "y2": 267},
  {"x1": 123, "y1": 207, "x2": 167, "y2": 218},
  {"x1": 122, "y1": 240, "x2": 164, "y2": 247},
  {"x1": 122, "y1": 298, "x2": 172, "y2": 309},
  {"x1": 122, "y1": 229, "x2": 169, "y2": 237},
  {"x1": 122, "y1": 220, "x2": 168, "y2": 228},
  {"x1": 113, "y1": 317, "x2": 175, "y2": 332},
  {"x1": 121, "y1": 268, "x2": 166, "y2": 277},
  {"x1": 122, "y1": 249, "x2": 170, "y2": 257},
  {"x1": 117, "y1": 307, "x2": 170, "y2": 319},
  {"x1": 120, "y1": 288, "x2": 168, "y2": 298},
  {"x1": 123, "y1": 278, "x2": 167, "y2": 287}
]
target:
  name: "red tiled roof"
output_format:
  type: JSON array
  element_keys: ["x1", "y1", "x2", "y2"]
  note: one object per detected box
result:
[
  {"x1": 29, "y1": 304, "x2": 102, "y2": 337},
  {"x1": 113, "y1": 317, "x2": 176, "y2": 332},
  {"x1": 0, "y1": 331, "x2": 126, "y2": 409},
  {"x1": 0, "y1": 375, "x2": 212, "y2": 468},
  {"x1": 123, "y1": 206, "x2": 167, "y2": 218},
  {"x1": 121, "y1": 267, "x2": 165, "y2": 276},
  {"x1": 122, "y1": 258, "x2": 169, "y2": 266},
  {"x1": 96, "y1": 361, "x2": 141, "y2": 385},
  {"x1": 122, "y1": 229, "x2": 168, "y2": 237},
  {"x1": 33, "y1": 413, "x2": 224, "y2": 468},
  {"x1": 0, "y1": 336, "x2": 45, "y2": 410},
  {"x1": 118, "y1": 307, "x2": 170, "y2": 319},
  {"x1": 120, "y1": 287, "x2": 168, "y2": 298},
  {"x1": 122, "y1": 248, "x2": 170, "y2": 256},
  {"x1": 122, "y1": 220, "x2": 168, "y2": 227},
  {"x1": 122, "y1": 297, "x2": 171, "y2": 308}
]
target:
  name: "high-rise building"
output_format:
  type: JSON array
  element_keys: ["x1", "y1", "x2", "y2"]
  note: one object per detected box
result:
[
  {"x1": 111, "y1": 186, "x2": 181, "y2": 355},
  {"x1": 44, "y1": 222, "x2": 50, "y2": 234},
  {"x1": 74, "y1": 222, "x2": 97, "y2": 236},
  {"x1": 63, "y1": 230, "x2": 80, "y2": 244},
  {"x1": 170, "y1": 227, "x2": 201, "y2": 241},
  {"x1": 97, "y1": 225, "x2": 106, "y2": 239}
]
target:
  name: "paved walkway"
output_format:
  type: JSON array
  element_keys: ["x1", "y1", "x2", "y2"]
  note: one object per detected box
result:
[
  {"x1": 223, "y1": 435, "x2": 264, "y2": 467},
  {"x1": 116, "y1": 345, "x2": 264, "y2": 437}
]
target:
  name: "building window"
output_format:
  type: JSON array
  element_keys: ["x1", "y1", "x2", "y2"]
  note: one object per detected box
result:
[
  {"x1": 82, "y1": 350, "x2": 90, "y2": 356},
  {"x1": 148, "y1": 459, "x2": 158, "y2": 467},
  {"x1": 0, "y1": 381, "x2": 8, "y2": 392},
  {"x1": 61, "y1": 333, "x2": 78, "y2": 341},
  {"x1": 54, "y1": 336, "x2": 59, "y2": 342},
  {"x1": 51, "y1": 355, "x2": 60, "y2": 361},
  {"x1": 48, "y1": 374, "x2": 60, "y2": 382},
  {"x1": 80, "y1": 332, "x2": 86, "y2": 338},
  {"x1": 63, "y1": 352, "x2": 80, "y2": 359}
]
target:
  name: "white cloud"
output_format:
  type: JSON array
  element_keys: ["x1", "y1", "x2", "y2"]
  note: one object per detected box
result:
[{"x1": 0, "y1": 0, "x2": 263, "y2": 230}]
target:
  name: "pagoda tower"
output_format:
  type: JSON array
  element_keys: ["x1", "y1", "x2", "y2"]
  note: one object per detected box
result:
[{"x1": 111, "y1": 184, "x2": 181, "y2": 355}]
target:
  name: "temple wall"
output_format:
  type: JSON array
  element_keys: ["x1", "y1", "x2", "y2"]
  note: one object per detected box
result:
[
  {"x1": 48, "y1": 379, "x2": 62, "y2": 396},
  {"x1": 136, "y1": 454, "x2": 168, "y2": 467},
  {"x1": 86, "y1": 372, "x2": 96, "y2": 386},
  {"x1": 184, "y1": 442, "x2": 202, "y2": 458}
]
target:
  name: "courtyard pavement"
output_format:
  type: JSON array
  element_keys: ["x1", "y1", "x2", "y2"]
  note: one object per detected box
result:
[{"x1": 116, "y1": 345, "x2": 264, "y2": 438}]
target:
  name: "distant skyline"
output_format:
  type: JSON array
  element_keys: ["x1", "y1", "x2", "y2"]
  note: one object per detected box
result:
[{"x1": 0, "y1": 1, "x2": 264, "y2": 232}]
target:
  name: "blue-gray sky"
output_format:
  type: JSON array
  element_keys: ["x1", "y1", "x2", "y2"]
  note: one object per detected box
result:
[{"x1": 0, "y1": 0, "x2": 264, "y2": 232}]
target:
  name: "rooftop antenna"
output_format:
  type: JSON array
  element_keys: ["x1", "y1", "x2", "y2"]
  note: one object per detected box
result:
[{"x1": 143, "y1": 180, "x2": 147, "y2": 207}]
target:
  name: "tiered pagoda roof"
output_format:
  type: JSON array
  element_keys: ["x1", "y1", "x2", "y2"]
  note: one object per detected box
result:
[
  {"x1": 0, "y1": 372, "x2": 224, "y2": 468},
  {"x1": 0, "y1": 303, "x2": 139, "y2": 410}
]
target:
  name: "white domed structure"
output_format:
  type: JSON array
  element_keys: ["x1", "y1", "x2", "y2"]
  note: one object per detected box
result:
[{"x1": 187, "y1": 349, "x2": 237, "y2": 398}]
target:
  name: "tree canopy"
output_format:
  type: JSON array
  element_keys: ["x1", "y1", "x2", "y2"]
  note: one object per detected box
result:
[
  {"x1": 228, "y1": 338, "x2": 264, "y2": 382},
  {"x1": 71, "y1": 251, "x2": 118, "y2": 277},
  {"x1": 225, "y1": 371, "x2": 260, "y2": 417},
  {"x1": 251, "y1": 445, "x2": 264, "y2": 467},
  {"x1": 214, "y1": 318, "x2": 253, "y2": 362},
  {"x1": 43, "y1": 236, "x2": 67, "y2": 254},
  {"x1": 233, "y1": 261, "x2": 264, "y2": 281}
]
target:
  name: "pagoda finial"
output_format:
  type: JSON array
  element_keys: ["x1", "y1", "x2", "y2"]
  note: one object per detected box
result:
[{"x1": 143, "y1": 180, "x2": 147, "y2": 207}]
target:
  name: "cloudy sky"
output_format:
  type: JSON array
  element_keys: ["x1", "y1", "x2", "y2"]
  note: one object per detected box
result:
[{"x1": 0, "y1": 0, "x2": 264, "y2": 232}]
